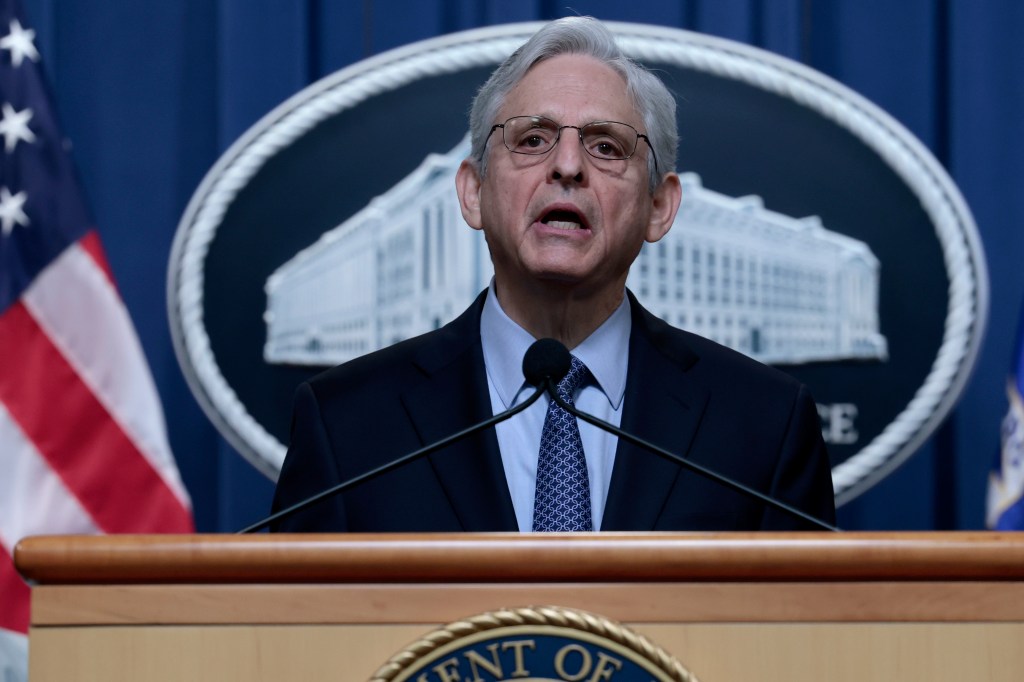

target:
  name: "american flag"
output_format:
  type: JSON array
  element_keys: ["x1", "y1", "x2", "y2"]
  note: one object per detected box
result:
[{"x1": 0, "y1": 0, "x2": 193, "y2": 673}]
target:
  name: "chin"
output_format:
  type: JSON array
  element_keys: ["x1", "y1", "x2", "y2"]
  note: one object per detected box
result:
[{"x1": 526, "y1": 263, "x2": 590, "y2": 284}]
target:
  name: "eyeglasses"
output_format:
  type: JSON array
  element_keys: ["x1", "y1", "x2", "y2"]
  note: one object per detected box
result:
[{"x1": 485, "y1": 115, "x2": 658, "y2": 172}]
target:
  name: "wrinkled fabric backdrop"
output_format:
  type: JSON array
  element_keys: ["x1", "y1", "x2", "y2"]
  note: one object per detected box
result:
[{"x1": 22, "y1": 0, "x2": 1024, "y2": 531}]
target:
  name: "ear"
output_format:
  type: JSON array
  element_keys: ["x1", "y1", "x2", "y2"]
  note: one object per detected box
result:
[
  {"x1": 455, "y1": 159, "x2": 484, "y2": 231},
  {"x1": 644, "y1": 172, "x2": 682, "y2": 243}
]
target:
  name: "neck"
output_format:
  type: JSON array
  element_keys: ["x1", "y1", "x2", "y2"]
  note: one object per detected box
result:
[{"x1": 493, "y1": 279, "x2": 625, "y2": 349}]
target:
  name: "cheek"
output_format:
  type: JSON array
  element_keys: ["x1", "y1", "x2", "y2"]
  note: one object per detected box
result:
[
  {"x1": 603, "y1": 199, "x2": 654, "y2": 248},
  {"x1": 485, "y1": 185, "x2": 530, "y2": 228}
]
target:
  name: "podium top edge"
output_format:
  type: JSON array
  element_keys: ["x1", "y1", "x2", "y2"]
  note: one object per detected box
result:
[{"x1": 14, "y1": 532, "x2": 1024, "y2": 585}]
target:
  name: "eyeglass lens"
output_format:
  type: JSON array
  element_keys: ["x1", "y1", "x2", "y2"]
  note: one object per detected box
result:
[{"x1": 502, "y1": 116, "x2": 639, "y2": 160}]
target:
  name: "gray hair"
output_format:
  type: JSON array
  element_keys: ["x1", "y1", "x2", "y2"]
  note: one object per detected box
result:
[{"x1": 468, "y1": 16, "x2": 678, "y2": 192}]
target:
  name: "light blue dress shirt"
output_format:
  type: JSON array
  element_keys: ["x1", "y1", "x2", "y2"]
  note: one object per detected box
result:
[{"x1": 480, "y1": 281, "x2": 630, "y2": 531}]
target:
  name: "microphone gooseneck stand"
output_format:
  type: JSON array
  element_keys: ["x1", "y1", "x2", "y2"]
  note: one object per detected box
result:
[
  {"x1": 241, "y1": 337, "x2": 838, "y2": 533},
  {"x1": 534, "y1": 339, "x2": 840, "y2": 532},
  {"x1": 239, "y1": 340, "x2": 572, "y2": 534}
]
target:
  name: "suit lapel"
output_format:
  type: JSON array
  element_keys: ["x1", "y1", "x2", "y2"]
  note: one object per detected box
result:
[
  {"x1": 400, "y1": 293, "x2": 519, "y2": 531},
  {"x1": 601, "y1": 296, "x2": 710, "y2": 530}
]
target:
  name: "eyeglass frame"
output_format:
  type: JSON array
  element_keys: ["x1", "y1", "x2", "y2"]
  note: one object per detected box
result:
[{"x1": 483, "y1": 115, "x2": 660, "y2": 174}]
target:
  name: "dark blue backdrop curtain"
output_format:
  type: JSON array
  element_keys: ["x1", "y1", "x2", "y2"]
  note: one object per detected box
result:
[{"x1": 21, "y1": 0, "x2": 1024, "y2": 532}]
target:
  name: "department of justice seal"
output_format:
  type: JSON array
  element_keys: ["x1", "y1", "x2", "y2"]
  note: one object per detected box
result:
[{"x1": 371, "y1": 606, "x2": 697, "y2": 682}]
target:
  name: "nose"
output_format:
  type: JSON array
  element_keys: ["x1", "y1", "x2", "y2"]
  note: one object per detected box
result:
[{"x1": 549, "y1": 126, "x2": 585, "y2": 184}]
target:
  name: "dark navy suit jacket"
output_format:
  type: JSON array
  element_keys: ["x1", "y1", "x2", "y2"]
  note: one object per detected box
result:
[{"x1": 271, "y1": 290, "x2": 836, "y2": 531}]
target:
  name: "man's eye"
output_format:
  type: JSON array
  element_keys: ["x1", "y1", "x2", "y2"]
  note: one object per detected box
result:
[
  {"x1": 513, "y1": 128, "x2": 554, "y2": 151},
  {"x1": 589, "y1": 137, "x2": 626, "y2": 158}
]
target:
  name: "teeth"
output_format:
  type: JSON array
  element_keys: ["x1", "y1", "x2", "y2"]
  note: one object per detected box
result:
[{"x1": 547, "y1": 220, "x2": 581, "y2": 230}]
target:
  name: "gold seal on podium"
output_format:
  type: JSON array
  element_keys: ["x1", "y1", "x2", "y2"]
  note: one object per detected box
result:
[{"x1": 371, "y1": 605, "x2": 699, "y2": 682}]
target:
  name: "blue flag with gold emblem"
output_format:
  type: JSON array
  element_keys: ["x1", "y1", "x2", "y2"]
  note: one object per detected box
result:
[{"x1": 987, "y1": 303, "x2": 1024, "y2": 529}]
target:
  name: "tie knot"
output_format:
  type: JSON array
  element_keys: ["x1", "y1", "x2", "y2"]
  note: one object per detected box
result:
[{"x1": 556, "y1": 355, "x2": 589, "y2": 401}]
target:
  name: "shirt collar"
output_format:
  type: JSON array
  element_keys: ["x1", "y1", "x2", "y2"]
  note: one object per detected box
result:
[{"x1": 480, "y1": 280, "x2": 631, "y2": 410}]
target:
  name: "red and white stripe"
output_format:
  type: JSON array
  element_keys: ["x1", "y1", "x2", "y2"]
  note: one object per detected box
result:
[{"x1": 0, "y1": 232, "x2": 192, "y2": 635}]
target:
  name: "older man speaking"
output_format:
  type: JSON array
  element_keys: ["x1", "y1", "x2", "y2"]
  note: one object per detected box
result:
[{"x1": 271, "y1": 16, "x2": 835, "y2": 533}]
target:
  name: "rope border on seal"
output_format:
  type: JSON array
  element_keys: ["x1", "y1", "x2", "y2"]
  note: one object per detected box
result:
[
  {"x1": 369, "y1": 605, "x2": 699, "y2": 682},
  {"x1": 167, "y1": 21, "x2": 987, "y2": 502}
]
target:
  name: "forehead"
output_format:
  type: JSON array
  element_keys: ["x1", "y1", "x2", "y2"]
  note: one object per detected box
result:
[{"x1": 498, "y1": 54, "x2": 641, "y2": 127}]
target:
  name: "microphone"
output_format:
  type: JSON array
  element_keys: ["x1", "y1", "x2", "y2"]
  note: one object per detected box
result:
[
  {"x1": 532, "y1": 339, "x2": 839, "y2": 532},
  {"x1": 523, "y1": 337, "x2": 572, "y2": 387},
  {"x1": 239, "y1": 341, "x2": 562, "y2": 534}
]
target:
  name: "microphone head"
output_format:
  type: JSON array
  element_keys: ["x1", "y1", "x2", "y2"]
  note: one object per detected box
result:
[{"x1": 523, "y1": 338, "x2": 571, "y2": 387}]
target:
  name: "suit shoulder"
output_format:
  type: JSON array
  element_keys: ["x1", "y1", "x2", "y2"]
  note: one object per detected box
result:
[
  {"x1": 305, "y1": 329, "x2": 435, "y2": 400},
  {"x1": 303, "y1": 294, "x2": 486, "y2": 402},
  {"x1": 641, "y1": 307, "x2": 805, "y2": 394}
]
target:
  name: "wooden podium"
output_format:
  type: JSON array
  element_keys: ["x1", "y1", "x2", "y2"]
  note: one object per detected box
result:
[{"x1": 15, "y1": 532, "x2": 1024, "y2": 681}]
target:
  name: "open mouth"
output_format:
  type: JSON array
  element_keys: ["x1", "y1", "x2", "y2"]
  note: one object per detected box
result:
[{"x1": 540, "y1": 208, "x2": 588, "y2": 231}]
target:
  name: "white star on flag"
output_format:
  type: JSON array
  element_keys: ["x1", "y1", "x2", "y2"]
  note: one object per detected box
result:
[
  {"x1": 0, "y1": 185, "x2": 29, "y2": 235},
  {"x1": 0, "y1": 102, "x2": 35, "y2": 152},
  {"x1": 0, "y1": 18, "x2": 39, "y2": 67}
]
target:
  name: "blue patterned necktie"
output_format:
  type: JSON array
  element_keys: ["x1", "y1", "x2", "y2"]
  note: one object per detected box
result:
[{"x1": 532, "y1": 355, "x2": 592, "y2": 531}]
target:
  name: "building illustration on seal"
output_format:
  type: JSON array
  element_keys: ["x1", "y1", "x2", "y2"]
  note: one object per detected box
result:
[{"x1": 264, "y1": 136, "x2": 887, "y2": 367}]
